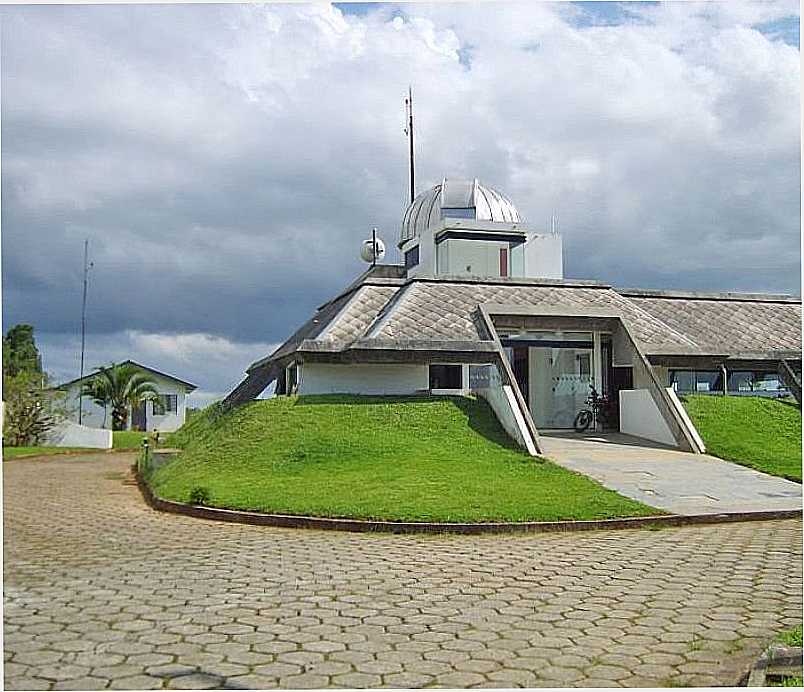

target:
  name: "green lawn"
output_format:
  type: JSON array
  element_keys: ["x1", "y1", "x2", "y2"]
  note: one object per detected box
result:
[
  {"x1": 3, "y1": 446, "x2": 95, "y2": 459},
  {"x1": 113, "y1": 430, "x2": 149, "y2": 449},
  {"x1": 150, "y1": 395, "x2": 661, "y2": 523},
  {"x1": 682, "y1": 395, "x2": 802, "y2": 482},
  {"x1": 778, "y1": 624, "x2": 803, "y2": 648}
]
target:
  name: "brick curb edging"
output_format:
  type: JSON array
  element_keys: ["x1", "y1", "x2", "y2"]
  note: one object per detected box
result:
[{"x1": 134, "y1": 465, "x2": 802, "y2": 535}]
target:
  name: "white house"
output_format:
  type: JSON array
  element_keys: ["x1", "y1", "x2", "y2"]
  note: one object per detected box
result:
[{"x1": 58, "y1": 360, "x2": 197, "y2": 433}]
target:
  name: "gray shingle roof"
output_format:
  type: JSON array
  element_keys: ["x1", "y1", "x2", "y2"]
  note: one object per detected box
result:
[
  {"x1": 624, "y1": 293, "x2": 801, "y2": 356},
  {"x1": 368, "y1": 280, "x2": 699, "y2": 352},
  {"x1": 319, "y1": 285, "x2": 400, "y2": 346},
  {"x1": 258, "y1": 269, "x2": 801, "y2": 366}
]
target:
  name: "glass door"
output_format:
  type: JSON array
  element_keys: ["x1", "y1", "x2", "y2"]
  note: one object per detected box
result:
[{"x1": 529, "y1": 346, "x2": 593, "y2": 429}]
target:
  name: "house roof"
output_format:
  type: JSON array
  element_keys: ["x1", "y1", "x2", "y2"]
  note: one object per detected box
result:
[
  {"x1": 57, "y1": 360, "x2": 197, "y2": 391},
  {"x1": 249, "y1": 266, "x2": 802, "y2": 370}
]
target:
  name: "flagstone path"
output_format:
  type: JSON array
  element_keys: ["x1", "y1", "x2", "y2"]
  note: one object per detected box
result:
[{"x1": 4, "y1": 453, "x2": 802, "y2": 689}]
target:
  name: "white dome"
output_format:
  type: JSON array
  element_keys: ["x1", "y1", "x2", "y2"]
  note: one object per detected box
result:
[{"x1": 400, "y1": 178, "x2": 521, "y2": 246}]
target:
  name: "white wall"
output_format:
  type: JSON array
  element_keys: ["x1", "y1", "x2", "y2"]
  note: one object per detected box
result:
[
  {"x1": 472, "y1": 363, "x2": 538, "y2": 456},
  {"x1": 401, "y1": 233, "x2": 434, "y2": 278},
  {"x1": 619, "y1": 388, "x2": 677, "y2": 447},
  {"x1": 298, "y1": 363, "x2": 429, "y2": 395},
  {"x1": 62, "y1": 372, "x2": 189, "y2": 432},
  {"x1": 523, "y1": 234, "x2": 563, "y2": 279},
  {"x1": 43, "y1": 420, "x2": 112, "y2": 449},
  {"x1": 437, "y1": 238, "x2": 509, "y2": 276}
]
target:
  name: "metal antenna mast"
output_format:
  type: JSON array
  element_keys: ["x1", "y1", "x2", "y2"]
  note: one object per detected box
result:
[
  {"x1": 78, "y1": 239, "x2": 93, "y2": 424},
  {"x1": 404, "y1": 85, "x2": 415, "y2": 203}
]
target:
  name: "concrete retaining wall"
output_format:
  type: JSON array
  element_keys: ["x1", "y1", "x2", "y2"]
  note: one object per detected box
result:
[
  {"x1": 43, "y1": 420, "x2": 112, "y2": 449},
  {"x1": 619, "y1": 389, "x2": 677, "y2": 447},
  {"x1": 473, "y1": 364, "x2": 538, "y2": 456}
]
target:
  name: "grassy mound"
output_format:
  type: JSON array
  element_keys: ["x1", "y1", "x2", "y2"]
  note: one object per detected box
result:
[
  {"x1": 683, "y1": 395, "x2": 802, "y2": 482},
  {"x1": 150, "y1": 395, "x2": 660, "y2": 522}
]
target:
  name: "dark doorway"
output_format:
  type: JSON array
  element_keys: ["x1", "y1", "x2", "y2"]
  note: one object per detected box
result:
[
  {"x1": 511, "y1": 347, "x2": 529, "y2": 404},
  {"x1": 610, "y1": 366, "x2": 634, "y2": 429},
  {"x1": 131, "y1": 401, "x2": 146, "y2": 431}
]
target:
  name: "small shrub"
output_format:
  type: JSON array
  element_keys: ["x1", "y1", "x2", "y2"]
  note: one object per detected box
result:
[{"x1": 188, "y1": 486, "x2": 211, "y2": 506}]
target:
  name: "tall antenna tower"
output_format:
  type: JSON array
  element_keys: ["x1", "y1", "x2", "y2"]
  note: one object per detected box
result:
[
  {"x1": 404, "y1": 86, "x2": 415, "y2": 203},
  {"x1": 77, "y1": 239, "x2": 93, "y2": 424}
]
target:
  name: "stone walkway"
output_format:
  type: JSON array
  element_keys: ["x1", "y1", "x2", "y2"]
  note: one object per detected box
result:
[
  {"x1": 541, "y1": 432, "x2": 803, "y2": 515},
  {"x1": 4, "y1": 453, "x2": 802, "y2": 689}
]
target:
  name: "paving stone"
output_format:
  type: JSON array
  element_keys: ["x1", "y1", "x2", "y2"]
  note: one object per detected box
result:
[
  {"x1": 145, "y1": 663, "x2": 198, "y2": 678},
  {"x1": 34, "y1": 663, "x2": 91, "y2": 681},
  {"x1": 5, "y1": 675, "x2": 53, "y2": 690},
  {"x1": 253, "y1": 662, "x2": 303, "y2": 678},
  {"x1": 52, "y1": 676, "x2": 110, "y2": 690},
  {"x1": 13, "y1": 650, "x2": 64, "y2": 666},
  {"x1": 280, "y1": 672, "x2": 332, "y2": 688},
  {"x1": 305, "y1": 660, "x2": 353, "y2": 677},
  {"x1": 537, "y1": 665, "x2": 585, "y2": 683},
  {"x1": 109, "y1": 674, "x2": 163, "y2": 689},
  {"x1": 227, "y1": 674, "x2": 280, "y2": 689},
  {"x1": 485, "y1": 668, "x2": 539, "y2": 686},
  {"x1": 166, "y1": 672, "x2": 223, "y2": 689},
  {"x1": 332, "y1": 672, "x2": 383, "y2": 688}
]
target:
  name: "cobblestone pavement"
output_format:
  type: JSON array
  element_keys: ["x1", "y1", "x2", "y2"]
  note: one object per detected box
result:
[{"x1": 4, "y1": 454, "x2": 802, "y2": 690}]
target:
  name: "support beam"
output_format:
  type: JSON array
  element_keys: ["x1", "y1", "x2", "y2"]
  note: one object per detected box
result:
[
  {"x1": 779, "y1": 359, "x2": 802, "y2": 405},
  {"x1": 221, "y1": 364, "x2": 279, "y2": 411}
]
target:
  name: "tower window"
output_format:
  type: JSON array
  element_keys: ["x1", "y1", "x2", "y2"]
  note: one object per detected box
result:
[
  {"x1": 404, "y1": 245, "x2": 419, "y2": 269},
  {"x1": 499, "y1": 248, "x2": 508, "y2": 277},
  {"x1": 441, "y1": 207, "x2": 475, "y2": 219}
]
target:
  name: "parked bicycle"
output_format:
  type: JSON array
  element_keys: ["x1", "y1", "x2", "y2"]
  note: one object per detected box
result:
[{"x1": 573, "y1": 385, "x2": 612, "y2": 432}]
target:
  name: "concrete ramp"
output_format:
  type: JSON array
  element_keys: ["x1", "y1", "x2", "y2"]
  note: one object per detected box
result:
[{"x1": 541, "y1": 432, "x2": 802, "y2": 515}]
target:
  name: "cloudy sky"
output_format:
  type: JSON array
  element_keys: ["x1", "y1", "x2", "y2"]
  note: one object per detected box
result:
[{"x1": 2, "y1": 1, "x2": 800, "y2": 405}]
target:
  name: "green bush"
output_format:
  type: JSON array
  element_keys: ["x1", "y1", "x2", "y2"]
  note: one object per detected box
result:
[{"x1": 188, "y1": 486, "x2": 211, "y2": 506}]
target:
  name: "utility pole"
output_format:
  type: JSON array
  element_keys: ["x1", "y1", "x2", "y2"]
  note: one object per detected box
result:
[
  {"x1": 404, "y1": 85, "x2": 415, "y2": 203},
  {"x1": 78, "y1": 239, "x2": 92, "y2": 424}
]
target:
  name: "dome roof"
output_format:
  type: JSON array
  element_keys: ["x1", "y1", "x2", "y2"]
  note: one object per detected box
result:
[{"x1": 400, "y1": 178, "x2": 521, "y2": 246}]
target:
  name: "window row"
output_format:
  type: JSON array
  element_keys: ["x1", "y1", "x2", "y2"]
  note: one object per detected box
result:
[{"x1": 669, "y1": 370, "x2": 787, "y2": 394}]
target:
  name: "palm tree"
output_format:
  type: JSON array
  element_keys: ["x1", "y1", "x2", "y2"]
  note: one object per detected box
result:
[{"x1": 81, "y1": 363, "x2": 159, "y2": 431}]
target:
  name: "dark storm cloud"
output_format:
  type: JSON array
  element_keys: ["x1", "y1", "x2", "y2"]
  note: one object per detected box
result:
[{"x1": 2, "y1": 1, "x2": 800, "y2": 395}]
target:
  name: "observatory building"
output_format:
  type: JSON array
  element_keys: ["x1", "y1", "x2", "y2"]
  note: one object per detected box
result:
[{"x1": 225, "y1": 178, "x2": 801, "y2": 455}]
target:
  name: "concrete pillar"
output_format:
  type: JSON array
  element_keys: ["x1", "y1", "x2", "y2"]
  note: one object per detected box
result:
[
  {"x1": 593, "y1": 331, "x2": 603, "y2": 431},
  {"x1": 592, "y1": 331, "x2": 603, "y2": 394}
]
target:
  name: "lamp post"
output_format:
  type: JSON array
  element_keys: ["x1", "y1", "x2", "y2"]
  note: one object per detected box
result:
[{"x1": 78, "y1": 240, "x2": 92, "y2": 424}]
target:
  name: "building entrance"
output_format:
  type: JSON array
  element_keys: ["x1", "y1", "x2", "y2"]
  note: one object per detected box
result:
[{"x1": 502, "y1": 331, "x2": 609, "y2": 429}]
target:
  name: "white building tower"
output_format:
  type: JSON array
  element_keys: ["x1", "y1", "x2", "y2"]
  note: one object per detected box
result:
[{"x1": 398, "y1": 178, "x2": 563, "y2": 280}]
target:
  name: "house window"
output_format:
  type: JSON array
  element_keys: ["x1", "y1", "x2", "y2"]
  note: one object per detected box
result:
[
  {"x1": 429, "y1": 364, "x2": 463, "y2": 390},
  {"x1": 153, "y1": 394, "x2": 177, "y2": 415},
  {"x1": 404, "y1": 245, "x2": 419, "y2": 269}
]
